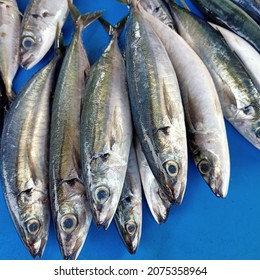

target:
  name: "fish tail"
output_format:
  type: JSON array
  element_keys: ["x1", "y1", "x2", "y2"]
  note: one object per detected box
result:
[
  {"x1": 98, "y1": 16, "x2": 127, "y2": 37},
  {"x1": 68, "y1": 0, "x2": 102, "y2": 31}
]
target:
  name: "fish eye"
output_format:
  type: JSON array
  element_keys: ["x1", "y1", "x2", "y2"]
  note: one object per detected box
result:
[
  {"x1": 60, "y1": 214, "x2": 78, "y2": 233},
  {"x1": 22, "y1": 36, "x2": 35, "y2": 49},
  {"x1": 198, "y1": 159, "x2": 211, "y2": 175},
  {"x1": 242, "y1": 105, "x2": 255, "y2": 116},
  {"x1": 164, "y1": 160, "x2": 179, "y2": 177},
  {"x1": 94, "y1": 186, "x2": 110, "y2": 204},
  {"x1": 255, "y1": 127, "x2": 260, "y2": 139},
  {"x1": 26, "y1": 219, "x2": 40, "y2": 235},
  {"x1": 125, "y1": 221, "x2": 137, "y2": 235}
]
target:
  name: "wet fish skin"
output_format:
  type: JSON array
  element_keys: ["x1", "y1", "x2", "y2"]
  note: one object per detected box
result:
[
  {"x1": 209, "y1": 23, "x2": 260, "y2": 90},
  {"x1": 139, "y1": 5, "x2": 230, "y2": 197},
  {"x1": 114, "y1": 144, "x2": 142, "y2": 254},
  {"x1": 0, "y1": 0, "x2": 21, "y2": 101},
  {"x1": 20, "y1": 0, "x2": 70, "y2": 69},
  {"x1": 0, "y1": 45, "x2": 63, "y2": 258},
  {"x1": 189, "y1": 0, "x2": 260, "y2": 53},
  {"x1": 140, "y1": 0, "x2": 175, "y2": 29},
  {"x1": 135, "y1": 138, "x2": 172, "y2": 224},
  {"x1": 230, "y1": 0, "x2": 260, "y2": 25},
  {"x1": 49, "y1": 8, "x2": 100, "y2": 259},
  {"x1": 80, "y1": 28, "x2": 132, "y2": 229},
  {"x1": 125, "y1": 2, "x2": 187, "y2": 204},
  {"x1": 169, "y1": 3, "x2": 260, "y2": 150}
]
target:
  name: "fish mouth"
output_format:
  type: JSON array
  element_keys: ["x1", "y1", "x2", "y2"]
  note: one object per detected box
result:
[
  {"x1": 92, "y1": 205, "x2": 115, "y2": 230},
  {"x1": 27, "y1": 237, "x2": 47, "y2": 258},
  {"x1": 20, "y1": 53, "x2": 36, "y2": 70},
  {"x1": 209, "y1": 176, "x2": 228, "y2": 198},
  {"x1": 61, "y1": 239, "x2": 84, "y2": 260}
]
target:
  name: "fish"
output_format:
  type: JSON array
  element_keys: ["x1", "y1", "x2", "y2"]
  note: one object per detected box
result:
[
  {"x1": 230, "y1": 0, "x2": 260, "y2": 25},
  {"x1": 135, "y1": 138, "x2": 172, "y2": 224},
  {"x1": 209, "y1": 22, "x2": 260, "y2": 90},
  {"x1": 20, "y1": 0, "x2": 71, "y2": 69},
  {"x1": 0, "y1": 33, "x2": 64, "y2": 258},
  {"x1": 49, "y1": 2, "x2": 100, "y2": 260},
  {"x1": 0, "y1": 0, "x2": 21, "y2": 101},
  {"x1": 167, "y1": 3, "x2": 260, "y2": 150},
  {"x1": 140, "y1": 0, "x2": 175, "y2": 29},
  {"x1": 189, "y1": 0, "x2": 260, "y2": 53},
  {"x1": 124, "y1": 0, "x2": 187, "y2": 204},
  {"x1": 80, "y1": 19, "x2": 132, "y2": 229},
  {"x1": 114, "y1": 144, "x2": 142, "y2": 254},
  {"x1": 139, "y1": 3, "x2": 230, "y2": 197}
]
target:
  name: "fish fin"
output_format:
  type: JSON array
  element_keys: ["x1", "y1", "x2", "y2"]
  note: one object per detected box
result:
[
  {"x1": 68, "y1": 0, "x2": 102, "y2": 30},
  {"x1": 54, "y1": 23, "x2": 65, "y2": 55},
  {"x1": 98, "y1": 16, "x2": 128, "y2": 37},
  {"x1": 179, "y1": 0, "x2": 190, "y2": 11}
]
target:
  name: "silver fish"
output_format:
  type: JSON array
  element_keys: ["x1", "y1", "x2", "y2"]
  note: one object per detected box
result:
[
  {"x1": 20, "y1": 0, "x2": 70, "y2": 69},
  {"x1": 139, "y1": 5, "x2": 230, "y2": 197},
  {"x1": 0, "y1": 0, "x2": 21, "y2": 100},
  {"x1": 0, "y1": 37, "x2": 63, "y2": 258},
  {"x1": 49, "y1": 4, "x2": 99, "y2": 260},
  {"x1": 135, "y1": 138, "x2": 172, "y2": 224},
  {"x1": 80, "y1": 25, "x2": 132, "y2": 229},
  {"x1": 168, "y1": 3, "x2": 260, "y2": 150},
  {"x1": 114, "y1": 144, "x2": 142, "y2": 254},
  {"x1": 124, "y1": 0, "x2": 187, "y2": 204}
]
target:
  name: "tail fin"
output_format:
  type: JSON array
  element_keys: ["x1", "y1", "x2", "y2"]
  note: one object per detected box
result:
[{"x1": 68, "y1": 0, "x2": 102, "y2": 31}]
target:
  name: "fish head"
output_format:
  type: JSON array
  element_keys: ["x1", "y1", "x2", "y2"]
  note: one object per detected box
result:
[
  {"x1": 87, "y1": 152, "x2": 128, "y2": 229},
  {"x1": 20, "y1": 23, "x2": 54, "y2": 69},
  {"x1": 233, "y1": 102, "x2": 260, "y2": 149},
  {"x1": 55, "y1": 181, "x2": 91, "y2": 260},
  {"x1": 17, "y1": 185, "x2": 50, "y2": 258},
  {"x1": 191, "y1": 138, "x2": 230, "y2": 198},
  {"x1": 115, "y1": 204, "x2": 142, "y2": 254}
]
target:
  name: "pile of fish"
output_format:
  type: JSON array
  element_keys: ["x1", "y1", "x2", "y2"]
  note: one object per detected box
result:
[{"x1": 0, "y1": 0, "x2": 259, "y2": 259}]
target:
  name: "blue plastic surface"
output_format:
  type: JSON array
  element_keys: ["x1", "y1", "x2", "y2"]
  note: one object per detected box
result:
[{"x1": 0, "y1": 0, "x2": 259, "y2": 260}]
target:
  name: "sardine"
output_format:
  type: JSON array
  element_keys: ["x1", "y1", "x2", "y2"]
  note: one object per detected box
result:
[
  {"x1": 80, "y1": 21, "x2": 132, "y2": 229},
  {"x1": 139, "y1": 4, "x2": 230, "y2": 197},
  {"x1": 230, "y1": 0, "x2": 260, "y2": 25},
  {"x1": 49, "y1": 3, "x2": 100, "y2": 260},
  {"x1": 0, "y1": 0, "x2": 21, "y2": 101},
  {"x1": 114, "y1": 144, "x2": 142, "y2": 254},
  {"x1": 124, "y1": 0, "x2": 187, "y2": 204},
  {"x1": 20, "y1": 0, "x2": 71, "y2": 69},
  {"x1": 0, "y1": 35, "x2": 63, "y2": 258},
  {"x1": 189, "y1": 0, "x2": 260, "y2": 52},
  {"x1": 168, "y1": 3, "x2": 260, "y2": 150},
  {"x1": 135, "y1": 138, "x2": 172, "y2": 224},
  {"x1": 209, "y1": 22, "x2": 260, "y2": 90}
]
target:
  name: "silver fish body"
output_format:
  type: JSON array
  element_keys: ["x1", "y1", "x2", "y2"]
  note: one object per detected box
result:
[
  {"x1": 0, "y1": 46, "x2": 63, "y2": 258},
  {"x1": 139, "y1": 6, "x2": 230, "y2": 197},
  {"x1": 80, "y1": 31, "x2": 132, "y2": 229},
  {"x1": 135, "y1": 138, "x2": 172, "y2": 224},
  {"x1": 125, "y1": 2, "x2": 187, "y2": 204},
  {"x1": 49, "y1": 12, "x2": 98, "y2": 260},
  {"x1": 189, "y1": 0, "x2": 260, "y2": 52},
  {"x1": 169, "y1": 4, "x2": 260, "y2": 150},
  {"x1": 210, "y1": 23, "x2": 260, "y2": 90},
  {"x1": 114, "y1": 144, "x2": 142, "y2": 254},
  {"x1": 0, "y1": 0, "x2": 21, "y2": 100},
  {"x1": 20, "y1": 0, "x2": 70, "y2": 69}
]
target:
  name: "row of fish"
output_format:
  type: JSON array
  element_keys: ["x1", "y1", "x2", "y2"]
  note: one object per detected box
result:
[{"x1": 0, "y1": 0, "x2": 259, "y2": 259}]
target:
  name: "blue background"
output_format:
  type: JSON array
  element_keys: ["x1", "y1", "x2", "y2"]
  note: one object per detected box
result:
[{"x1": 0, "y1": 0, "x2": 259, "y2": 260}]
